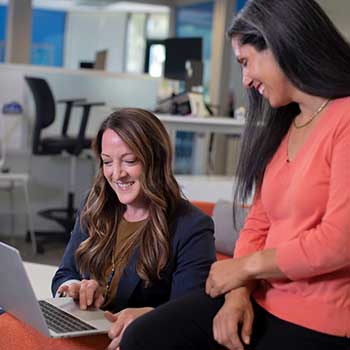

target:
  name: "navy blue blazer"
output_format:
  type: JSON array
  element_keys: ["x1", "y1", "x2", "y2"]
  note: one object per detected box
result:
[{"x1": 51, "y1": 199, "x2": 215, "y2": 312}]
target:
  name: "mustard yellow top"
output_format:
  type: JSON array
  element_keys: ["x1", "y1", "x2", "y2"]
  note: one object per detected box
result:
[{"x1": 104, "y1": 218, "x2": 146, "y2": 306}]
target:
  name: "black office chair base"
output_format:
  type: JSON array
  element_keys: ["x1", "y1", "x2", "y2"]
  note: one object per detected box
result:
[
  {"x1": 26, "y1": 229, "x2": 71, "y2": 254},
  {"x1": 25, "y1": 206, "x2": 76, "y2": 254},
  {"x1": 39, "y1": 208, "x2": 76, "y2": 232}
]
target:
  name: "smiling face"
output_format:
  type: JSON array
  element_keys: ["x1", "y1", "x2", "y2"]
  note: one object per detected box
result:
[
  {"x1": 101, "y1": 128, "x2": 145, "y2": 211},
  {"x1": 232, "y1": 37, "x2": 294, "y2": 108}
]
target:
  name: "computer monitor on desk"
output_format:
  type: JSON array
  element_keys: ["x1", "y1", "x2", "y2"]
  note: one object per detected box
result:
[
  {"x1": 80, "y1": 61, "x2": 94, "y2": 69},
  {"x1": 164, "y1": 37, "x2": 202, "y2": 83}
]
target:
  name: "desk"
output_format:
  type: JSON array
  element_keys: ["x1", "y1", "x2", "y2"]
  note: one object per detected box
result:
[
  {"x1": 156, "y1": 114, "x2": 244, "y2": 174},
  {"x1": 0, "y1": 313, "x2": 109, "y2": 350},
  {"x1": 156, "y1": 114, "x2": 244, "y2": 135},
  {"x1": 23, "y1": 262, "x2": 58, "y2": 299}
]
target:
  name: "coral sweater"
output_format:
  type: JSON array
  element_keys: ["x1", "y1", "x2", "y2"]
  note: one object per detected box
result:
[{"x1": 234, "y1": 97, "x2": 350, "y2": 337}]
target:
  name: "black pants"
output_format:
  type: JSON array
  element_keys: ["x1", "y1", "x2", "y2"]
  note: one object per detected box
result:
[{"x1": 120, "y1": 290, "x2": 350, "y2": 350}]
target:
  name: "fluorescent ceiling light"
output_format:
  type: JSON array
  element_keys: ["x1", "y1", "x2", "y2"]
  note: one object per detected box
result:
[
  {"x1": 105, "y1": 2, "x2": 169, "y2": 13},
  {"x1": 0, "y1": 0, "x2": 169, "y2": 13}
]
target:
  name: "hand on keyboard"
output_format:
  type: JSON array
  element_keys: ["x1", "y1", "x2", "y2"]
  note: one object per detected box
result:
[{"x1": 58, "y1": 279, "x2": 105, "y2": 310}]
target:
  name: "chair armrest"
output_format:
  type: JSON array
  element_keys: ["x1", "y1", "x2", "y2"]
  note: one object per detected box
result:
[
  {"x1": 73, "y1": 101, "x2": 106, "y2": 155},
  {"x1": 57, "y1": 98, "x2": 86, "y2": 104},
  {"x1": 57, "y1": 99, "x2": 86, "y2": 136},
  {"x1": 73, "y1": 101, "x2": 105, "y2": 107}
]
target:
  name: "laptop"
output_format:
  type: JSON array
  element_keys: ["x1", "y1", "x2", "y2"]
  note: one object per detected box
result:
[{"x1": 0, "y1": 242, "x2": 111, "y2": 338}]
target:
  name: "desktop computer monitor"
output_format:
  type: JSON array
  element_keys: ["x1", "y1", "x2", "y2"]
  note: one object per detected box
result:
[
  {"x1": 79, "y1": 61, "x2": 94, "y2": 69},
  {"x1": 164, "y1": 37, "x2": 202, "y2": 81}
]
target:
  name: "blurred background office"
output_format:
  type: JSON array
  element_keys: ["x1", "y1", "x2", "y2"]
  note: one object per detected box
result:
[{"x1": 0, "y1": 0, "x2": 349, "y2": 262}]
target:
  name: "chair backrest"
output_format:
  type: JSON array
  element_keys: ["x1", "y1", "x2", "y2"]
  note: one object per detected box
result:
[{"x1": 25, "y1": 77, "x2": 56, "y2": 154}]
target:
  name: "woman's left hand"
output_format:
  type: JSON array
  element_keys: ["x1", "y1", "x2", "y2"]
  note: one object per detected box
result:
[
  {"x1": 206, "y1": 258, "x2": 249, "y2": 298},
  {"x1": 105, "y1": 307, "x2": 154, "y2": 350},
  {"x1": 206, "y1": 249, "x2": 284, "y2": 298}
]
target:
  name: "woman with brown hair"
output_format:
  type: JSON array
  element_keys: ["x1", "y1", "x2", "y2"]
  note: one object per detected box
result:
[
  {"x1": 116, "y1": 1, "x2": 350, "y2": 350},
  {"x1": 51, "y1": 108, "x2": 215, "y2": 349}
]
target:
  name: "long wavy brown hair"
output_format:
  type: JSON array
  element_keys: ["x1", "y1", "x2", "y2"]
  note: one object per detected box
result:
[{"x1": 75, "y1": 108, "x2": 182, "y2": 286}]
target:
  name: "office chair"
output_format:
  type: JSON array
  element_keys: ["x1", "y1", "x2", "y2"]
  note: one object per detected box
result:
[{"x1": 25, "y1": 76, "x2": 105, "y2": 253}]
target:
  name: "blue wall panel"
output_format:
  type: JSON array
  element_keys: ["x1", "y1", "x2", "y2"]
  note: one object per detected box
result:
[
  {"x1": 32, "y1": 9, "x2": 66, "y2": 66},
  {"x1": 236, "y1": 0, "x2": 248, "y2": 12},
  {"x1": 0, "y1": 6, "x2": 65, "y2": 66},
  {"x1": 0, "y1": 5, "x2": 7, "y2": 62}
]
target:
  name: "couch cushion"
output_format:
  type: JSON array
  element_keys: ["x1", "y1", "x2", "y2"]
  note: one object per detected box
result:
[{"x1": 213, "y1": 200, "x2": 248, "y2": 256}]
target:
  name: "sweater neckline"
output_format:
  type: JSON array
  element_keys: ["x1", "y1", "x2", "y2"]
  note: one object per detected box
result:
[{"x1": 284, "y1": 99, "x2": 334, "y2": 164}]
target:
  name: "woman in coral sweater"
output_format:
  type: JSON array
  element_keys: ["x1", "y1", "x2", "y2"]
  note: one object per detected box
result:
[{"x1": 117, "y1": 1, "x2": 350, "y2": 350}]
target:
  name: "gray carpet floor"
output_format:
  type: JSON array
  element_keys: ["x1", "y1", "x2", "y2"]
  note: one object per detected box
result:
[{"x1": 0, "y1": 235, "x2": 66, "y2": 266}]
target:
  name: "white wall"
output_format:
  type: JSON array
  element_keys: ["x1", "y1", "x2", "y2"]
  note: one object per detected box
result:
[{"x1": 64, "y1": 11, "x2": 128, "y2": 72}]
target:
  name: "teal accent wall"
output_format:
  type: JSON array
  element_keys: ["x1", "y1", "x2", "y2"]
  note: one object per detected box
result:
[
  {"x1": 0, "y1": 5, "x2": 7, "y2": 61},
  {"x1": 0, "y1": 5, "x2": 65, "y2": 66}
]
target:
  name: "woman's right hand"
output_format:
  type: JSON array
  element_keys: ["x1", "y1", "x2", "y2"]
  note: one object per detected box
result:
[
  {"x1": 213, "y1": 287, "x2": 254, "y2": 350},
  {"x1": 57, "y1": 279, "x2": 105, "y2": 310}
]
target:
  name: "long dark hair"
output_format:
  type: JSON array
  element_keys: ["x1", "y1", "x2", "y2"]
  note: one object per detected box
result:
[
  {"x1": 76, "y1": 108, "x2": 182, "y2": 285},
  {"x1": 228, "y1": 0, "x2": 350, "y2": 206}
]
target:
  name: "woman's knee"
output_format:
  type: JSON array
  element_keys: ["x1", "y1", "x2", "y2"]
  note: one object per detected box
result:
[
  {"x1": 119, "y1": 322, "x2": 140, "y2": 350},
  {"x1": 119, "y1": 315, "x2": 155, "y2": 350}
]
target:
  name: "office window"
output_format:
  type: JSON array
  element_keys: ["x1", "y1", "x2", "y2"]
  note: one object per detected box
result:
[
  {"x1": 125, "y1": 13, "x2": 147, "y2": 73},
  {"x1": 126, "y1": 12, "x2": 168, "y2": 74},
  {"x1": 173, "y1": 1, "x2": 214, "y2": 174},
  {"x1": 176, "y1": 1, "x2": 214, "y2": 95},
  {"x1": 148, "y1": 44, "x2": 165, "y2": 77},
  {"x1": 145, "y1": 14, "x2": 168, "y2": 77},
  {"x1": 147, "y1": 13, "x2": 168, "y2": 39}
]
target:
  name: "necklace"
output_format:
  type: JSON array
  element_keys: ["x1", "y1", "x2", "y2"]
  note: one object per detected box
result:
[
  {"x1": 293, "y1": 99, "x2": 330, "y2": 129},
  {"x1": 104, "y1": 250, "x2": 115, "y2": 300}
]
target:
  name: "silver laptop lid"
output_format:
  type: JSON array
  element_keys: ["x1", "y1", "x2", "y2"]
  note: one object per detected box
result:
[
  {"x1": 0, "y1": 242, "x2": 50, "y2": 336},
  {"x1": 0, "y1": 242, "x2": 111, "y2": 338}
]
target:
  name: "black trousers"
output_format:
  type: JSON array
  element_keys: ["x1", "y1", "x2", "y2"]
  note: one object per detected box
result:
[{"x1": 120, "y1": 290, "x2": 350, "y2": 350}]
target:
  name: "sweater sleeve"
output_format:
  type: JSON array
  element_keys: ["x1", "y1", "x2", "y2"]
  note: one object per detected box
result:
[
  {"x1": 234, "y1": 191, "x2": 270, "y2": 258},
  {"x1": 51, "y1": 207, "x2": 87, "y2": 296},
  {"x1": 276, "y1": 118, "x2": 350, "y2": 280}
]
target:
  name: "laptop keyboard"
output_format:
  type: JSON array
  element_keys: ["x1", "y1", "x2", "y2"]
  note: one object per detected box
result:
[{"x1": 39, "y1": 300, "x2": 97, "y2": 334}]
